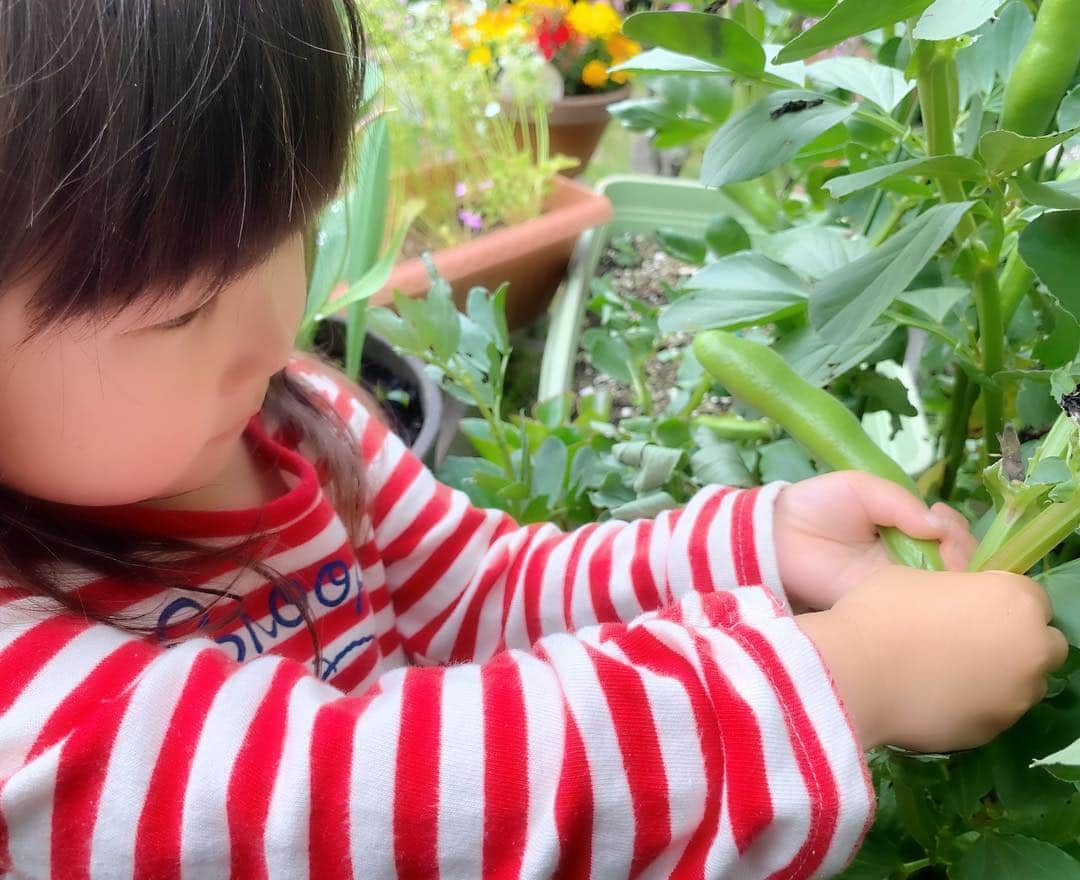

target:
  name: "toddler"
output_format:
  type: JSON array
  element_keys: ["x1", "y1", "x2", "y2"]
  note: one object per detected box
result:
[{"x1": 0, "y1": 2, "x2": 1065, "y2": 878}]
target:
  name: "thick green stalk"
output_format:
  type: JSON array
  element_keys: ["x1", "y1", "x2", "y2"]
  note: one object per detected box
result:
[
  {"x1": 974, "y1": 263, "x2": 1005, "y2": 455},
  {"x1": 980, "y1": 489, "x2": 1080, "y2": 573},
  {"x1": 1000, "y1": 248, "x2": 1037, "y2": 327},
  {"x1": 940, "y1": 371, "x2": 974, "y2": 500}
]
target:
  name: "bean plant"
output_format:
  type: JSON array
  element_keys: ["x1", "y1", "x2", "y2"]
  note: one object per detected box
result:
[{"x1": 600, "y1": 0, "x2": 1080, "y2": 876}]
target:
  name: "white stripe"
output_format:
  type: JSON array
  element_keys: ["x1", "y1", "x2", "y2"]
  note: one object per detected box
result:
[
  {"x1": 542, "y1": 527, "x2": 576, "y2": 633},
  {"x1": 437, "y1": 665, "x2": 484, "y2": 877},
  {"x1": 180, "y1": 656, "x2": 284, "y2": 879},
  {"x1": 373, "y1": 461, "x2": 438, "y2": 550},
  {"x1": 740, "y1": 613, "x2": 872, "y2": 875},
  {"x1": 265, "y1": 677, "x2": 324, "y2": 880},
  {"x1": 705, "y1": 491, "x2": 740, "y2": 589},
  {"x1": 90, "y1": 641, "x2": 205, "y2": 876},
  {"x1": 350, "y1": 669, "x2": 405, "y2": 879},
  {"x1": 564, "y1": 523, "x2": 615, "y2": 632},
  {"x1": 382, "y1": 482, "x2": 465, "y2": 586},
  {"x1": 502, "y1": 526, "x2": 560, "y2": 652},
  {"x1": 1, "y1": 740, "x2": 62, "y2": 879},
  {"x1": 0, "y1": 625, "x2": 128, "y2": 778},
  {"x1": 517, "y1": 652, "x2": 566, "y2": 879},
  {"x1": 609, "y1": 524, "x2": 645, "y2": 623},
  {"x1": 541, "y1": 634, "x2": 635, "y2": 879},
  {"x1": 753, "y1": 483, "x2": 789, "y2": 606}
]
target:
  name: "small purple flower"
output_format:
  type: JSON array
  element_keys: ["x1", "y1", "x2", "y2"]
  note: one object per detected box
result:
[
  {"x1": 667, "y1": 2, "x2": 691, "y2": 10},
  {"x1": 478, "y1": 179, "x2": 493, "y2": 192},
  {"x1": 454, "y1": 181, "x2": 468, "y2": 198},
  {"x1": 458, "y1": 209, "x2": 484, "y2": 231}
]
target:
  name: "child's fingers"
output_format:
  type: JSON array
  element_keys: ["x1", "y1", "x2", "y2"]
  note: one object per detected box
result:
[{"x1": 847, "y1": 472, "x2": 954, "y2": 540}]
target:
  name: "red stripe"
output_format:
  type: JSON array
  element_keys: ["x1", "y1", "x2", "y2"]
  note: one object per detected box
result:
[
  {"x1": 391, "y1": 507, "x2": 490, "y2": 616},
  {"x1": 561, "y1": 524, "x2": 600, "y2": 631},
  {"x1": 481, "y1": 654, "x2": 528, "y2": 880},
  {"x1": 586, "y1": 527, "x2": 621, "y2": 627},
  {"x1": 309, "y1": 690, "x2": 381, "y2": 877},
  {"x1": 731, "y1": 488, "x2": 763, "y2": 585},
  {"x1": 629, "y1": 522, "x2": 663, "y2": 614},
  {"x1": 394, "y1": 669, "x2": 444, "y2": 880},
  {"x1": 610, "y1": 626, "x2": 725, "y2": 878},
  {"x1": 327, "y1": 641, "x2": 380, "y2": 694},
  {"x1": 731, "y1": 622, "x2": 840, "y2": 879},
  {"x1": 380, "y1": 482, "x2": 454, "y2": 562},
  {"x1": 134, "y1": 650, "x2": 231, "y2": 879},
  {"x1": 585, "y1": 646, "x2": 671, "y2": 877},
  {"x1": 378, "y1": 629, "x2": 401, "y2": 657},
  {"x1": 688, "y1": 488, "x2": 733, "y2": 594},
  {"x1": 0, "y1": 617, "x2": 90, "y2": 714},
  {"x1": 360, "y1": 407, "x2": 391, "y2": 461},
  {"x1": 371, "y1": 454, "x2": 425, "y2": 528},
  {"x1": 448, "y1": 539, "x2": 513, "y2": 663},
  {"x1": 228, "y1": 661, "x2": 308, "y2": 880},
  {"x1": 521, "y1": 533, "x2": 564, "y2": 646},
  {"x1": 51, "y1": 680, "x2": 141, "y2": 878},
  {"x1": 497, "y1": 524, "x2": 547, "y2": 652}
]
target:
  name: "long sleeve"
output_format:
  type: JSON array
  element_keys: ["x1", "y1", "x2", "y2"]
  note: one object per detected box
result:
[
  {"x1": 0, "y1": 584, "x2": 872, "y2": 879},
  {"x1": 292, "y1": 361, "x2": 790, "y2": 667}
]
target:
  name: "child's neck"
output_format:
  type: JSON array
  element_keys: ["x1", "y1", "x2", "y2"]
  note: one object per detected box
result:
[{"x1": 141, "y1": 434, "x2": 289, "y2": 513}]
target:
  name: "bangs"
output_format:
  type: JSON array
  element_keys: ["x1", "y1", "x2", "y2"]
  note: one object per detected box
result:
[{"x1": 0, "y1": 0, "x2": 365, "y2": 335}]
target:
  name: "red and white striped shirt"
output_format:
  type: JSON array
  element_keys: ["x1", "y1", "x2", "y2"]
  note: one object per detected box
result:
[{"x1": 0, "y1": 357, "x2": 873, "y2": 879}]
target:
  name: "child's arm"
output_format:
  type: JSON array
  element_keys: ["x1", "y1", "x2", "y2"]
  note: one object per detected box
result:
[
  {"x1": 0, "y1": 565, "x2": 1060, "y2": 878},
  {"x1": 0, "y1": 584, "x2": 869, "y2": 879},
  {"x1": 291, "y1": 357, "x2": 788, "y2": 665}
]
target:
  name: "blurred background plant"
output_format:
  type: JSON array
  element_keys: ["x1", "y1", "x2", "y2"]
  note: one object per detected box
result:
[{"x1": 364, "y1": 0, "x2": 577, "y2": 251}]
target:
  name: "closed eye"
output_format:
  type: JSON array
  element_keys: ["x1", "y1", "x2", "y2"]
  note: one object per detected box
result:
[{"x1": 155, "y1": 294, "x2": 218, "y2": 331}]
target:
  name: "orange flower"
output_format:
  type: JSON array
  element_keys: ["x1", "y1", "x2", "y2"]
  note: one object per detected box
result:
[
  {"x1": 581, "y1": 59, "x2": 609, "y2": 88},
  {"x1": 605, "y1": 33, "x2": 640, "y2": 63}
]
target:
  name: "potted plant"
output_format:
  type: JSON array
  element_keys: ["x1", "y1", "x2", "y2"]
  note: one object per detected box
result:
[
  {"x1": 364, "y1": 0, "x2": 615, "y2": 328},
  {"x1": 449, "y1": 0, "x2": 643, "y2": 176}
]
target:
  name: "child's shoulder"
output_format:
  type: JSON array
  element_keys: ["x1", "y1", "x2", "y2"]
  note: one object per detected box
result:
[{"x1": 285, "y1": 352, "x2": 390, "y2": 451}]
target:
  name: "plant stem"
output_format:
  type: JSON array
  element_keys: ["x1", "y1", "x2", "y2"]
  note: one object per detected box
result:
[
  {"x1": 974, "y1": 262, "x2": 1005, "y2": 455},
  {"x1": 981, "y1": 488, "x2": 1080, "y2": 572},
  {"x1": 940, "y1": 370, "x2": 975, "y2": 500},
  {"x1": 1000, "y1": 247, "x2": 1036, "y2": 327}
]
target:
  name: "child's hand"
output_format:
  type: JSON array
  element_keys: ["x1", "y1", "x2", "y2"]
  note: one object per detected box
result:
[
  {"x1": 798, "y1": 565, "x2": 1069, "y2": 752},
  {"x1": 773, "y1": 471, "x2": 976, "y2": 611}
]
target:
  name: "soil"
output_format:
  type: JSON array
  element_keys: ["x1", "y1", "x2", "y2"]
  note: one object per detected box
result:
[{"x1": 573, "y1": 233, "x2": 729, "y2": 421}]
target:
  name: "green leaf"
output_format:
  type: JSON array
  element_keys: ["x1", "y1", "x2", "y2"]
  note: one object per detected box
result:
[
  {"x1": 1058, "y1": 86, "x2": 1080, "y2": 133},
  {"x1": 824, "y1": 156, "x2": 985, "y2": 199},
  {"x1": 1016, "y1": 176, "x2": 1080, "y2": 211},
  {"x1": 774, "y1": 0, "x2": 935, "y2": 64},
  {"x1": 582, "y1": 330, "x2": 634, "y2": 383},
  {"x1": 621, "y1": 12, "x2": 765, "y2": 78},
  {"x1": 1039, "y1": 559, "x2": 1080, "y2": 648},
  {"x1": 914, "y1": 0, "x2": 1003, "y2": 41},
  {"x1": 660, "y1": 253, "x2": 809, "y2": 333},
  {"x1": 690, "y1": 438, "x2": 755, "y2": 488},
  {"x1": 954, "y1": 833, "x2": 1080, "y2": 879},
  {"x1": 774, "y1": 323, "x2": 895, "y2": 387},
  {"x1": 366, "y1": 307, "x2": 423, "y2": 354},
  {"x1": 634, "y1": 446, "x2": 684, "y2": 493},
  {"x1": 759, "y1": 438, "x2": 818, "y2": 482},
  {"x1": 1032, "y1": 736, "x2": 1080, "y2": 783},
  {"x1": 704, "y1": 215, "x2": 752, "y2": 257},
  {"x1": 1019, "y1": 211, "x2": 1080, "y2": 321},
  {"x1": 979, "y1": 127, "x2": 1080, "y2": 175},
  {"x1": 531, "y1": 436, "x2": 568, "y2": 504},
  {"x1": 609, "y1": 491, "x2": 678, "y2": 521},
  {"x1": 810, "y1": 201, "x2": 973, "y2": 343},
  {"x1": 956, "y1": 1, "x2": 1033, "y2": 105},
  {"x1": 756, "y1": 226, "x2": 871, "y2": 279},
  {"x1": 806, "y1": 56, "x2": 915, "y2": 112},
  {"x1": 895, "y1": 286, "x2": 969, "y2": 323},
  {"x1": 608, "y1": 47, "x2": 724, "y2": 76},
  {"x1": 656, "y1": 228, "x2": 707, "y2": 264},
  {"x1": 700, "y1": 91, "x2": 855, "y2": 187}
]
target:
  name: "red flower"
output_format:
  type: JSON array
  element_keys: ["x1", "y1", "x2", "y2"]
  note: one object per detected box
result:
[
  {"x1": 552, "y1": 22, "x2": 571, "y2": 46},
  {"x1": 537, "y1": 29, "x2": 557, "y2": 60}
]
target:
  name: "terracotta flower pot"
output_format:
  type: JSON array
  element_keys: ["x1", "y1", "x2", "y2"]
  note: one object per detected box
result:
[
  {"x1": 373, "y1": 172, "x2": 614, "y2": 330},
  {"x1": 514, "y1": 85, "x2": 631, "y2": 178}
]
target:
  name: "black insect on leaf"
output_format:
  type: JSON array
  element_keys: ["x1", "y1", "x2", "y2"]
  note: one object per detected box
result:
[
  {"x1": 703, "y1": 0, "x2": 728, "y2": 12},
  {"x1": 1062, "y1": 385, "x2": 1080, "y2": 427},
  {"x1": 998, "y1": 424, "x2": 1024, "y2": 483},
  {"x1": 770, "y1": 98, "x2": 825, "y2": 120}
]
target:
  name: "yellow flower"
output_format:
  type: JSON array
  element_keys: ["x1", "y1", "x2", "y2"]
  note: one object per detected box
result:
[
  {"x1": 475, "y1": 6, "x2": 522, "y2": 40},
  {"x1": 610, "y1": 70, "x2": 630, "y2": 84},
  {"x1": 467, "y1": 45, "x2": 494, "y2": 67},
  {"x1": 566, "y1": 1, "x2": 623, "y2": 39},
  {"x1": 581, "y1": 59, "x2": 610, "y2": 88},
  {"x1": 605, "y1": 34, "x2": 640, "y2": 63}
]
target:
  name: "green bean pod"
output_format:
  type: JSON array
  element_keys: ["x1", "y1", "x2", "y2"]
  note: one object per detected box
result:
[
  {"x1": 1000, "y1": 0, "x2": 1080, "y2": 138},
  {"x1": 695, "y1": 331, "x2": 945, "y2": 571}
]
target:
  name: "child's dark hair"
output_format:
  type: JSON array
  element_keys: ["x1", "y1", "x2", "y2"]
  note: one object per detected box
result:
[{"x1": 0, "y1": 0, "x2": 370, "y2": 675}]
